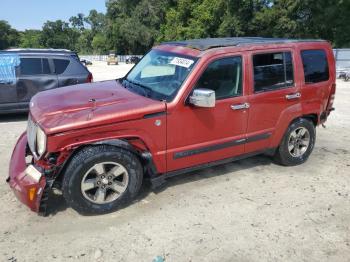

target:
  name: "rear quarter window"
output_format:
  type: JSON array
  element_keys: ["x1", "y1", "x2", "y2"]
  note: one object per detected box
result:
[
  {"x1": 301, "y1": 50, "x2": 329, "y2": 83},
  {"x1": 54, "y1": 59, "x2": 70, "y2": 74}
]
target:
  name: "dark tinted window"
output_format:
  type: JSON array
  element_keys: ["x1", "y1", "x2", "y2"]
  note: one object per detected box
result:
[
  {"x1": 253, "y1": 52, "x2": 294, "y2": 92},
  {"x1": 42, "y1": 59, "x2": 51, "y2": 74},
  {"x1": 20, "y1": 58, "x2": 42, "y2": 75},
  {"x1": 301, "y1": 50, "x2": 329, "y2": 83},
  {"x1": 195, "y1": 57, "x2": 242, "y2": 100},
  {"x1": 53, "y1": 59, "x2": 70, "y2": 74}
]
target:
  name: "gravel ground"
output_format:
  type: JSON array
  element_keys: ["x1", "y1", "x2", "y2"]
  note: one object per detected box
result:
[{"x1": 0, "y1": 62, "x2": 349, "y2": 262}]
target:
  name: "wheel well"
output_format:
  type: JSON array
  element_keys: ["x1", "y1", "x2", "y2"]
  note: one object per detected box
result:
[
  {"x1": 290, "y1": 114, "x2": 318, "y2": 126},
  {"x1": 301, "y1": 114, "x2": 318, "y2": 126},
  {"x1": 53, "y1": 139, "x2": 154, "y2": 188}
]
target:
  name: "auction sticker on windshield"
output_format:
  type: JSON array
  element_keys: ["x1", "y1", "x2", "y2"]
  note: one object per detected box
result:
[{"x1": 170, "y1": 57, "x2": 195, "y2": 68}]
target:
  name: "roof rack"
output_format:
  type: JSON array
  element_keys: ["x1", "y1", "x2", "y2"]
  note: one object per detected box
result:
[
  {"x1": 161, "y1": 37, "x2": 326, "y2": 51},
  {"x1": 3, "y1": 48, "x2": 75, "y2": 54}
]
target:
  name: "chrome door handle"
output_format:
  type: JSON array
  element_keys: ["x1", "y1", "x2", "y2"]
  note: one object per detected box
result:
[
  {"x1": 231, "y1": 103, "x2": 250, "y2": 110},
  {"x1": 285, "y1": 92, "x2": 301, "y2": 100}
]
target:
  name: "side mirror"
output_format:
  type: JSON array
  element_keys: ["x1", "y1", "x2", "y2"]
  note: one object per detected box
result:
[{"x1": 189, "y1": 88, "x2": 216, "y2": 108}]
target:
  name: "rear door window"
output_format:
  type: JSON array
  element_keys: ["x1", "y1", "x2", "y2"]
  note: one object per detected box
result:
[
  {"x1": 53, "y1": 59, "x2": 70, "y2": 74},
  {"x1": 253, "y1": 52, "x2": 294, "y2": 92},
  {"x1": 20, "y1": 58, "x2": 42, "y2": 75},
  {"x1": 301, "y1": 50, "x2": 329, "y2": 83},
  {"x1": 20, "y1": 58, "x2": 52, "y2": 75}
]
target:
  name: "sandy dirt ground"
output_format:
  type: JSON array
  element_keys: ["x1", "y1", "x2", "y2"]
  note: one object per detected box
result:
[
  {"x1": 89, "y1": 61, "x2": 135, "y2": 82},
  {"x1": 0, "y1": 61, "x2": 349, "y2": 262}
]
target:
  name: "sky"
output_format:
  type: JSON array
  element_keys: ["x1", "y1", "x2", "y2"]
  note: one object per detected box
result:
[{"x1": 0, "y1": 0, "x2": 107, "y2": 31}]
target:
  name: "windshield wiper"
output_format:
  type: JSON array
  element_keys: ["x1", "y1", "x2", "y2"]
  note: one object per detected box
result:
[
  {"x1": 123, "y1": 79, "x2": 167, "y2": 102},
  {"x1": 124, "y1": 79, "x2": 153, "y2": 98}
]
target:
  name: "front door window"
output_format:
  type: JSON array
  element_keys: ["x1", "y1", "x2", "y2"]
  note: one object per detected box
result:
[{"x1": 195, "y1": 56, "x2": 243, "y2": 99}]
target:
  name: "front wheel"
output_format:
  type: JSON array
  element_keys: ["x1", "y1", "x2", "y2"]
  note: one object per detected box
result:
[
  {"x1": 274, "y1": 118, "x2": 316, "y2": 166},
  {"x1": 62, "y1": 145, "x2": 143, "y2": 215}
]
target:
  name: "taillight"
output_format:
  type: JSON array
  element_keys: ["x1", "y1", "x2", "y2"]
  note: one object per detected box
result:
[
  {"x1": 87, "y1": 73, "x2": 93, "y2": 83},
  {"x1": 321, "y1": 83, "x2": 336, "y2": 124},
  {"x1": 326, "y1": 83, "x2": 336, "y2": 112}
]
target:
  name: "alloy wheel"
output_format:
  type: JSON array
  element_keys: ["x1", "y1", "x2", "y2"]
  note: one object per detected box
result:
[
  {"x1": 287, "y1": 127, "x2": 311, "y2": 158},
  {"x1": 81, "y1": 162, "x2": 129, "y2": 204}
]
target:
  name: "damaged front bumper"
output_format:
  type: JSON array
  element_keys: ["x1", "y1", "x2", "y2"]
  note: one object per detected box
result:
[{"x1": 7, "y1": 132, "x2": 49, "y2": 215}]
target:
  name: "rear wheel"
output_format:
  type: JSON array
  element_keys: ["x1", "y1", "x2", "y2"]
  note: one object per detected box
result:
[
  {"x1": 62, "y1": 145, "x2": 143, "y2": 215},
  {"x1": 274, "y1": 118, "x2": 316, "y2": 166}
]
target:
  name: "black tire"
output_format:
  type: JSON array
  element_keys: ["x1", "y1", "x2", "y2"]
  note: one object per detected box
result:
[
  {"x1": 274, "y1": 118, "x2": 316, "y2": 166},
  {"x1": 62, "y1": 145, "x2": 143, "y2": 215},
  {"x1": 345, "y1": 75, "x2": 349, "y2": 82}
]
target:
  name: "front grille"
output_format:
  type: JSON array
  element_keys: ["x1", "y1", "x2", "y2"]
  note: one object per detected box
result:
[{"x1": 27, "y1": 115, "x2": 37, "y2": 157}]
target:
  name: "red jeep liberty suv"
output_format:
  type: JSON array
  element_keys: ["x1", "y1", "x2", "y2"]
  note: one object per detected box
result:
[{"x1": 7, "y1": 38, "x2": 336, "y2": 215}]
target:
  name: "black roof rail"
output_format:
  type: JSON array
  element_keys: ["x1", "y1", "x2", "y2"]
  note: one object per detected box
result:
[{"x1": 161, "y1": 37, "x2": 327, "y2": 51}]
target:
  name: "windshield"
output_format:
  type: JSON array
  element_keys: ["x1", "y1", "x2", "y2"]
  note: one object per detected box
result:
[{"x1": 123, "y1": 50, "x2": 198, "y2": 101}]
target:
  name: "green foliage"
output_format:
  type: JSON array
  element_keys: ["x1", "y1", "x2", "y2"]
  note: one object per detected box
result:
[
  {"x1": 19, "y1": 30, "x2": 43, "y2": 48},
  {"x1": 106, "y1": 0, "x2": 172, "y2": 54},
  {"x1": 1, "y1": 1, "x2": 349, "y2": 52},
  {"x1": 251, "y1": 0, "x2": 350, "y2": 47},
  {"x1": 69, "y1": 13, "x2": 85, "y2": 31},
  {"x1": 69, "y1": 9, "x2": 107, "y2": 54},
  {"x1": 158, "y1": 0, "x2": 350, "y2": 48},
  {"x1": 92, "y1": 33, "x2": 108, "y2": 54},
  {"x1": 40, "y1": 20, "x2": 80, "y2": 51},
  {"x1": 159, "y1": 0, "x2": 272, "y2": 41},
  {"x1": 85, "y1": 9, "x2": 106, "y2": 34},
  {"x1": 0, "y1": 20, "x2": 20, "y2": 49},
  {"x1": 76, "y1": 30, "x2": 94, "y2": 54}
]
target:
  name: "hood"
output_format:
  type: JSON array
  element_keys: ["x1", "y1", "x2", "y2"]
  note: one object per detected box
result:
[{"x1": 30, "y1": 80, "x2": 166, "y2": 135}]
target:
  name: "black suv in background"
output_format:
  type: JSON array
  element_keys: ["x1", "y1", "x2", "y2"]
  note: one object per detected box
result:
[
  {"x1": 0, "y1": 49, "x2": 93, "y2": 113},
  {"x1": 125, "y1": 56, "x2": 141, "y2": 64}
]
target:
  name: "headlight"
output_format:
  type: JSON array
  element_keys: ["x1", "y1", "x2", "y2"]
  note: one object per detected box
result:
[{"x1": 36, "y1": 127, "x2": 47, "y2": 157}]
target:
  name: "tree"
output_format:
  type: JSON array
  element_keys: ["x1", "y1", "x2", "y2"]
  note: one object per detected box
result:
[
  {"x1": 2, "y1": 1, "x2": 350, "y2": 54},
  {"x1": 218, "y1": 0, "x2": 269, "y2": 37},
  {"x1": 251, "y1": 0, "x2": 350, "y2": 47},
  {"x1": 40, "y1": 20, "x2": 80, "y2": 51},
  {"x1": 69, "y1": 10, "x2": 108, "y2": 54},
  {"x1": 0, "y1": 20, "x2": 20, "y2": 50},
  {"x1": 69, "y1": 13, "x2": 85, "y2": 31},
  {"x1": 157, "y1": 0, "x2": 269, "y2": 41},
  {"x1": 77, "y1": 30, "x2": 94, "y2": 54},
  {"x1": 302, "y1": 0, "x2": 350, "y2": 47},
  {"x1": 85, "y1": 9, "x2": 106, "y2": 34},
  {"x1": 20, "y1": 30, "x2": 43, "y2": 48},
  {"x1": 92, "y1": 33, "x2": 108, "y2": 54},
  {"x1": 106, "y1": 0, "x2": 173, "y2": 54}
]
